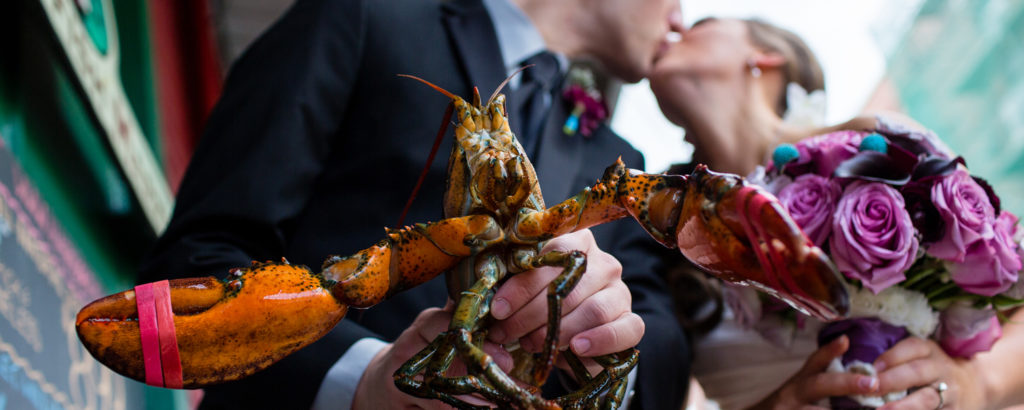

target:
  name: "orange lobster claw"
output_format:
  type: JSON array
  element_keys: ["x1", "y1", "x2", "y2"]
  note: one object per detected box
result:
[{"x1": 76, "y1": 263, "x2": 347, "y2": 388}]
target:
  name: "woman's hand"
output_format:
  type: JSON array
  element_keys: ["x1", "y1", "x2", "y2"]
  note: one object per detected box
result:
[
  {"x1": 749, "y1": 335, "x2": 880, "y2": 410},
  {"x1": 874, "y1": 337, "x2": 985, "y2": 410}
]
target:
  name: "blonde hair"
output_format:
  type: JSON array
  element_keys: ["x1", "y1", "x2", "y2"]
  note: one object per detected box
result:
[{"x1": 743, "y1": 19, "x2": 825, "y2": 116}]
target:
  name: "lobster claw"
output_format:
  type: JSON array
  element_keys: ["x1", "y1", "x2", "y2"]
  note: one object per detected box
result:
[
  {"x1": 75, "y1": 262, "x2": 348, "y2": 388},
  {"x1": 675, "y1": 165, "x2": 849, "y2": 321}
]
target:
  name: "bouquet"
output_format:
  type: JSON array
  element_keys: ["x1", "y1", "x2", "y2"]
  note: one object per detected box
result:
[{"x1": 745, "y1": 123, "x2": 1024, "y2": 408}]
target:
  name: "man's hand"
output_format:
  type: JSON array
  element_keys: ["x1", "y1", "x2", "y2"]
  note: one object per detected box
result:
[
  {"x1": 486, "y1": 229, "x2": 645, "y2": 371},
  {"x1": 352, "y1": 304, "x2": 514, "y2": 410}
]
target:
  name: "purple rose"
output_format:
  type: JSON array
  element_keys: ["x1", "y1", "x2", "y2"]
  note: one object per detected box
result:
[
  {"x1": 948, "y1": 211, "x2": 1022, "y2": 296},
  {"x1": 938, "y1": 304, "x2": 1002, "y2": 358},
  {"x1": 928, "y1": 168, "x2": 996, "y2": 262},
  {"x1": 830, "y1": 182, "x2": 919, "y2": 293},
  {"x1": 794, "y1": 131, "x2": 865, "y2": 177},
  {"x1": 777, "y1": 174, "x2": 842, "y2": 246}
]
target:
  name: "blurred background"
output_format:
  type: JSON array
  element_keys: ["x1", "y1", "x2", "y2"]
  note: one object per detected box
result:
[{"x1": 0, "y1": 0, "x2": 1020, "y2": 408}]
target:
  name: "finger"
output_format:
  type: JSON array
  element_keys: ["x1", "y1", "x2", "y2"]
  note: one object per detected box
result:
[
  {"x1": 482, "y1": 342, "x2": 514, "y2": 373},
  {"x1": 488, "y1": 257, "x2": 617, "y2": 344},
  {"x1": 876, "y1": 359, "x2": 943, "y2": 394},
  {"x1": 409, "y1": 307, "x2": 454, "y2": 345},
  {"x1": 491, "y1": 265, "x2": 560, "y2": 321},
  {"x1": 797, "y1": 335, "x2": 849, "y2": 376},
  {"x1": 567, "y1": 311, "x2": 644, "y2": 357},
  {"x1": 796, "y1": 371, "x2": 879, "y2": 401},
  {"x1": 521, "y1": 284, "x2": 633, "y2": 353},
  {"x1": 874, "y1": 337, "x2": 934, "y2": 373},
  {"x1": 877, "y1": 385, "x2": 942, "y2": 410},
  {"x1": 491, "y1": 230, "x2": 602, "y2": 321}
]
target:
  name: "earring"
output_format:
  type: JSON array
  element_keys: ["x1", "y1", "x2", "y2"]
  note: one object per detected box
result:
[{"x1": 747, "y1": 58, "x2": 761, "y2": 78}]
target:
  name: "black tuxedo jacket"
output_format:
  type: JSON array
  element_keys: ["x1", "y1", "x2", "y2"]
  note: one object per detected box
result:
[{"x1": 140, "y1": 0, "x2": 689, "y2": 408}]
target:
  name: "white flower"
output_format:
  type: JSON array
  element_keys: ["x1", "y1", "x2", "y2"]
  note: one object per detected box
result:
[
  {"x1": 782, "y1": 82, "x2": 827, "y2": 128},
  {"x1": 847, "y1": 285, "x2": 939, "y2": 338}
]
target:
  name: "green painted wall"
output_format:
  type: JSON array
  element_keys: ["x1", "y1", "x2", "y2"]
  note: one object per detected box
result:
[
  {"x1": 888, "y1": 0, "x2": 1024, "y2": 216},
  {"x1": 1, "y1": 1, "x2": 187, "y2": 408}
]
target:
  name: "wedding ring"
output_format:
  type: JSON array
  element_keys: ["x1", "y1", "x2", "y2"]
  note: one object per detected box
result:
[{"x1": 933, "y1": 381, "x2": 948, "y2": 409}]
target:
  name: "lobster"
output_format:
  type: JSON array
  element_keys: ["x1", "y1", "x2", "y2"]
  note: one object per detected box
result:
[{"x1": 75, "y1": 74, "x2": 849, "y2": 408}]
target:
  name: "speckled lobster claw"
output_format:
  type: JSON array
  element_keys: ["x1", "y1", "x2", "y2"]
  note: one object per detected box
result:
[{"x1": 673, "y1": 165, "x2": 849, "y2": 321}]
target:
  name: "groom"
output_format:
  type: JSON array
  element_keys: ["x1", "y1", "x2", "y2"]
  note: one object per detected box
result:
[{"x1": 139, "y1": 0, "x2": 688, "y2": 408}]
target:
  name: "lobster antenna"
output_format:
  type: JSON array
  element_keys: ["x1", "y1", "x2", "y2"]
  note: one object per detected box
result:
[
  {"x1": 487, "y1": 65, "x2": 531, "y2": 105},
  {"x1": 395, "y1": 101, "x2": 454, "y2": 228},
  {"x1": 398, "y1": 74, "x2": 458, "y2": 100}
]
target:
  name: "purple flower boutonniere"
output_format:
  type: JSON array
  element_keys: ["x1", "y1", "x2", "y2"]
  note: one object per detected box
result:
[{"x1": 562, "y1": 67, "x2": 607, "y2": 138}]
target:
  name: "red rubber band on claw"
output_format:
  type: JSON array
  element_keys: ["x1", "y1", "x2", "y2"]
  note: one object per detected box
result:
[
  {"x1": 153, "y1": 280, "x2": 183, "y2": 388},
  {"x1": 135, "y1": 282, "x2": 163, "y2": 387}
]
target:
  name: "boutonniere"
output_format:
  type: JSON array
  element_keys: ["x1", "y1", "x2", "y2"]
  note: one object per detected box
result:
[{"x1": 562, "y1": 67, "x2": 608, "y2": 138}]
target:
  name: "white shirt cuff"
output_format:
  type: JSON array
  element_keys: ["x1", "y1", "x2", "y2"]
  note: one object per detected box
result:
[{"x1": 311, "y1": 337, "x2": 389, "y2": 410}]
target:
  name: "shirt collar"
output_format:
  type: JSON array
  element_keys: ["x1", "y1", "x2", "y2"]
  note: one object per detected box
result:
[{"x1": 482, "y1": 0, "x2": 568, "y2": 83}]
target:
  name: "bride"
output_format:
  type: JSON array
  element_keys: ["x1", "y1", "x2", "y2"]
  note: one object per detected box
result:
[{"x1": 648, "y1": 16, "x2": 1024, "y2": 410}]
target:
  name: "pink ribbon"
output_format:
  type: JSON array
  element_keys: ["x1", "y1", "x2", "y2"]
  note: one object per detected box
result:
[{"x1": 135, "y1": 280, "x2": 183, "y2": 388}]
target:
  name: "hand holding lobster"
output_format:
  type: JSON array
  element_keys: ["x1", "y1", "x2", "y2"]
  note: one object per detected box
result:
[
  {"x1": 355, "y1": 303, "x2": 514, "y2": 410},
  {"x1": 487, "y1": 230, "x2": 642, "y2": 375},
  {"x1": 352, "y1": 230, "x2": 641, "y2": 409}
]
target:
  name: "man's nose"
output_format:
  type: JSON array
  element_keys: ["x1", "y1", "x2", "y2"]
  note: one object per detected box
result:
[{"x1": 668, "y1": 8, "x2": 685, "y2": 33}]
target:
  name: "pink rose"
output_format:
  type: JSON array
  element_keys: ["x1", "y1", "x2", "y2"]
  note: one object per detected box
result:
[
  {"x1": 829, "y1": 182, "x2": 919, "y2": 293},
  {"x1": 777, "y1": 174, "x2": 842, "y2": 246},
  {"x1": 928, "y1": 168, "x2": 996, "y2": 262},
  {"x1": 795, "y1": 131, "x2": 865, "y2": 177},
  {"x1": 948, "y1": 211, "x2": 1022, "y2": 296},
  {"x1": 938, "y1": 304, "x2": 1002, "y2": 358}
]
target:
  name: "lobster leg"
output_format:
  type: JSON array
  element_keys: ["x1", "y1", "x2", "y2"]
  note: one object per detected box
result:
[
  {"x1": 509, "y1": 248, "x2": 636, "y2": 409},
  {"x1": 555, "y1": 349, "x2": 638, "y2": 409},
  {"x1": 447, "y1": 271, "x2": 559, "y2": 410},
  {"x1": 399, "y1": 253, "x2": 559, "y2": 409},
  {"x1": 517, "y1": 250, "x2": 588, "y2": 386},
  {"x1": 76, "y1": 214, "x2": 504, "y2": 388},
  {"x1": 393, "y1": 336, "x2": 496, "y2": 410}
]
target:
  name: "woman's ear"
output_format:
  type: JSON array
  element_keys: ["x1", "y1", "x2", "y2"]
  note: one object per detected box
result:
[{"x1": 751, "y1": 52, "x2": 786, "y2": 70}]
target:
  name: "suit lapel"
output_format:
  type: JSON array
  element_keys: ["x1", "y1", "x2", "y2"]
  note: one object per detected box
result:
[
  {"x1": 441, "y1": 0, "x2": 507, "y2": 96},
  {"x1": 533, "y1": 89, "x2": 584, "y2": 202}
]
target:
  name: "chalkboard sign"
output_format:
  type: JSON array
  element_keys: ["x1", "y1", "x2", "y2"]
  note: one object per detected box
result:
[{"x1": 0, "y1": 139, "x2": 129, "y2": 409}]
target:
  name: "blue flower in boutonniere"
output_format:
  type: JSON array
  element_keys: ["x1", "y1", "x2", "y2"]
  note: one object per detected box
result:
[{"x1": 562, "y1": 67, "x2": 608, "y2": 138}]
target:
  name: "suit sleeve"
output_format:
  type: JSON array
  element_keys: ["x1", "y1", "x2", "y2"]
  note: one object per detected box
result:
[
  {"x1": 605, "y1": 151, "x2": 692, "y2": 410},
  {"x1": 138, "y1": 0, "x2": 378, "y2": 408}
]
